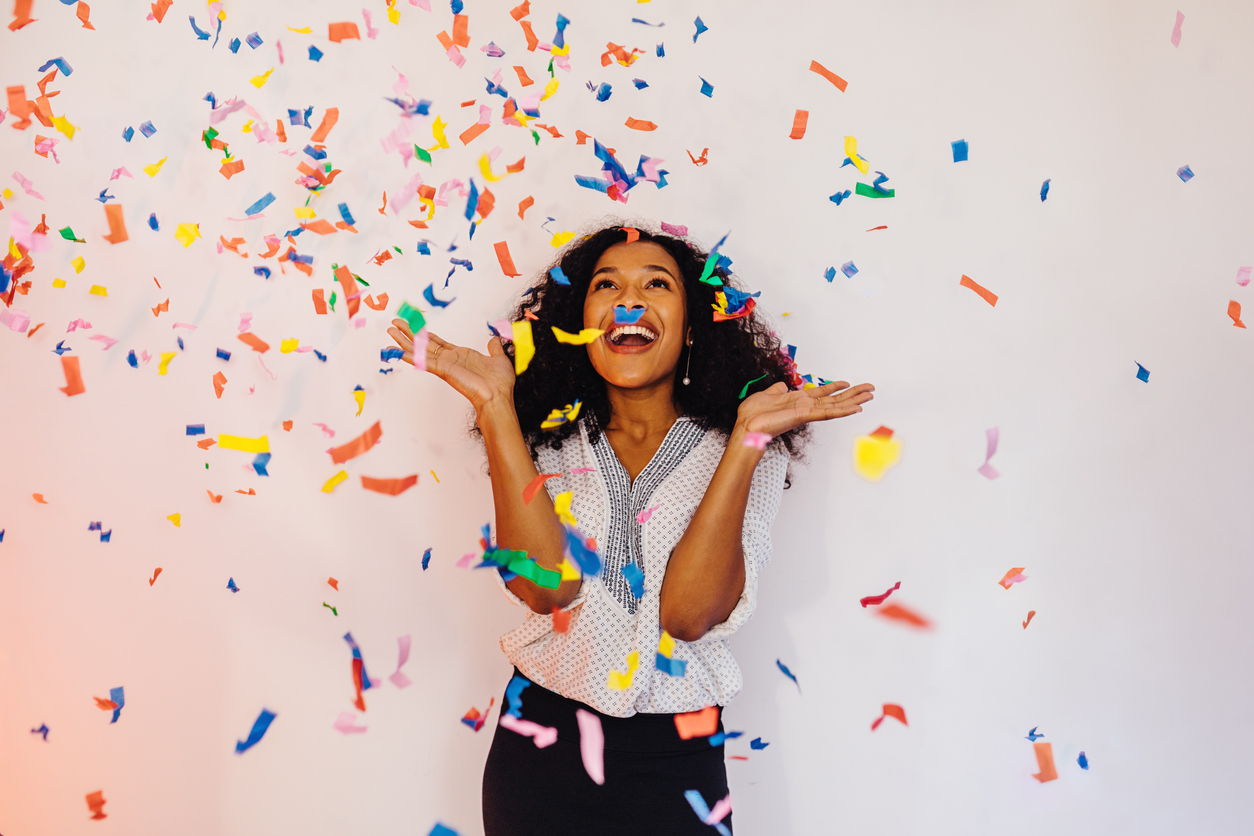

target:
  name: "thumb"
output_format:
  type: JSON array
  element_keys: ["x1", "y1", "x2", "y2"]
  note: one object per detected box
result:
[{"x1": 486, "y1": 336, "x2": 506, "y2": 357}]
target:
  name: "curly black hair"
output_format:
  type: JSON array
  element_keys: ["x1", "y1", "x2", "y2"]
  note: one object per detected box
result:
[{"x1": 469, "y1": 218, "x2": 812, "y2": 484}]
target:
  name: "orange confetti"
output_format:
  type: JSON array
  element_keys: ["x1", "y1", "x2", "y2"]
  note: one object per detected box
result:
[
  {"x1": 513, "y1": 65, "x2": 534, "y2": 86},
  {"x1": 150, "y1": 0, "x2": 173, "y2": 23},
  {"x1": 312, "y1": 288, "x2": 328, "y2": 315},
  {"x1": 620, "y1": 227, "x2": 640, "y2": 243},
  {"x1": 102, "y1": 203, "x2": 128, "y2": 244},
  {"x1": 809, "y1": 59, "x2": 848, "y2": 92},
  {"x1": 237, "y1": 332, "x2": 270, "y2": 352},
  {"x1": 147, "y1": 567, "x2": 164, "y2": 586},
  {"x1": 206, "y1": 490, "x2": 222, "y2": 503},
  {"x1": 870, "y1": 703, "x2": 908, "y2": 731},
  {"x1": 59, "y1": 354, "x2": 85, "y2": 396},
  {"x1": 282, "y1": 420, "x2": 293, "y2": 431},
  {"x1": 459, "y1": 121, "x2": 490, "y2": 145},
  {"x1": 311, "y1": 107, "x2": 339, "y2": 142},
  {"x1": 362, "y1": 292, "x2": 390, "y2": 310},
  {"x1": 334, "y1": 264, "x2": 361, "y2": 318},
  {"x1": 674, "y1": 706, "x2": 720, "y2": 740},
  {"x1": 1022, "y1": 610, "x2": 1036, "y2": 629},
  {"x1": 517, "y1": 196, "x2": 534, "y2": 219},
  {"x1": 219, "y1": 158, "x2": 245, "y2": 179},
  {"x1": 196, "y1": 438, "x2": 216, "y2": 450},
  {"x1": 328, "y1": 21, "x2": 360, "y2": 42},
  {"x1": 212, "y1": 371, "x2": 227, "y2": 398},
  {"x1": 551, "y1": 605, "x2": 571, "y2": 633},
  {"x1": 85, "y1": 790, "x2": 107, "y2": 820},
  {"x1": 687, "y1": 148, "x2": 709, "y2": 166},
  {"x1": 151, "y1": 299, "x2": 169, "y2": 317},
  {"x1": 378, "y1": 190, "x2": 389, "y2": 214},
  {"x1": 1031, "y1": 741, "x2": 1058, "y2": 783},
  {"x1": 788, "y1": 109, "x2": 809, "y2": 140},
  {"x1": 494, "y1": 241, "x2": 522, "y2": 277},
  {"x1": 873, "y1": 602, "x2": 932, "y2": 629},
  {"x1": 327, "y1": 420, "x2": 383, "y2": 464},
  {"x1": 235, "y1": 488, "x2": 256, "y2": 496},
  {"x1": 361, "y1": 474, "x2": 419, "y2": 495},
  {"x1": 32, "y1": 493, "x2": 48, "y2": 504},
  {"x1": 93, "y1": 697, "x2": 118, "y2": 711},
  {"x1": 9, "y1": 0, "x2": 36, "y2": 30},
  {"x1": 509, "y1": 0, "x2": 530, "y2": 21},
  {"x1": 518, "y1": 18, "x2": 538, "y2": 51},
  {"x1": 998, "y1": 567, "x2": 1027, "y2": 589},
  {"x1": 328, "y1": 577, "x2": 340, "y2": 590},
  {"x1": 960, "y1": 274, "x2": 999, "y2": 306},
  {"x1": 574, "y1": 130, "x2": 591, "y2": 145},
  {"x1": 76, "y1": 0, "x2": 94, "y2": 29},
  {"x1": 523, "y1": 472, "x2": 562, "y2": 504},
  {"x1": 1228, "y1": 299, "x2": 1246, "y2": 328},
  {"x1": 452, "y1": 13, "x2": 469, "y2": 46},
  {"x1": 624, "y1": 117, "x2": 657, "y2": 131}
]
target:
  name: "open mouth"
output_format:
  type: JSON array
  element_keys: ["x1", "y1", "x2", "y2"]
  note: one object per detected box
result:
[{"x1": 606, "y1": 324, "x2": 658, "y2": 347}]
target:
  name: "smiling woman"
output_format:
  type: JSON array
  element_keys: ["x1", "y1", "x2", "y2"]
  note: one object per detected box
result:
[{"x1": 385, "y1": 220, "x2": 875, "y2": 835}]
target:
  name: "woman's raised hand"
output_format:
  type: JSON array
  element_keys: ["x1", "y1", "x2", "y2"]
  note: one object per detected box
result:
[
  {"x1": 387, "y1": 318, "x2": 516, "y2": 412},
  {"x1": 736, "y1": 379, "x2": 875, "y2": 438}
]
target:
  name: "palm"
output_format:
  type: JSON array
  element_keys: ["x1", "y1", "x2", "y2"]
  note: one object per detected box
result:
[
  {"x1": 738, "y1": 380, "x2": 875, "y2": 437},
  {"x1": 387, "y1": 319, "x2": 514, "y2": 409}
]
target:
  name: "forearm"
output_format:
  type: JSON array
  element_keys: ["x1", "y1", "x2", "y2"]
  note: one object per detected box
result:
[
  {"x1": 659, "y1": 424, "x2": 764, "y2": 640},
  {"x1": 478, "y1": 397, "x2": 581, "y2": 614}
]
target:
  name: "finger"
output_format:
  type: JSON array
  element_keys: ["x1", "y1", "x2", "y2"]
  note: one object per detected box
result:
[
  {"x1": 387, "y1": 326, "x2": 413, "y2": 350},
  {"x1": 391, "y1": 318, "x2": 413, "y2": 338}
]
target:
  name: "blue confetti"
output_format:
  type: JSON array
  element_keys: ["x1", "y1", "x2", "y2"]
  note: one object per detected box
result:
[
  {"x1": 252, "y1": 452, "x2": 271, "y2": 477},
  {"x1": 147, "y1": 212, "x2": 159, "y2": 230},
  {"x1": 423, "y1": 283, "x2": 456, "y2": 308},
  {"x1": 186, "y1": 424, "x2": 206, "y2": 436},
  {"x1": 53, "y1": 340, "x2": 71, "y2": 355},
  {"x1": 122, "y1": 126, "x2": 134, "y2": 142},
  {"x1": 216, "y1": 348, "x2": 231, "y2": 361},
  {"x1": 553, "y1": 13, "x2": 570, "y2": 49},
  {"x1": 613, "y1": 304, "x2": 646, "y2": 324},
  {"x1": 485, "y1": 76, "x2": 510, "y2": 98},
  {"x1": 505, "y1": 674, "x2": 531, "y2": 717},
  {"x1": 692, "y1": 16, "x2": 709, "y2": 43},
  {"x1": 99, "y1": 529, "x2": 112, "y2": 543},
  {"x1": 253, "y1": 266, "x2": 271, "y2": 280},
  {"x1": 655, "y1": 653, "x2": 687, "y2": 677},
  {"x1": 632, "y1": 78, "x2": 649, "y2": 89},
  {"x1": 337, "y1": 202, "x2": 356, "y2": 227},
  {"x1": 287, "y1": 107, "x2": 312, "y2": 127},
  {"x1": 775, "y1": 658, "x2": 800, "y2": 691},
  {"x1": 244, "y1": 192, "x2": 275, "y2": 216},
  {"x1": 138, "y1": 121, "x2": 156, "y2": 137},
  {"x1": 841, "y1": 261, "x2": 859, "y2": 278},
  {"x1": 37, "y1": 57, "x2": 73, "y2": 76},
  {"x1": 698, "y1": 77, "x2": 714, "y2": 97},
  {"x1": 683, "y1": 791, "x2": 730, "y2": 836},
  {"x1": 951, "y1": 138, "x2": 969, "y2": 162},
  {"x1": 382, "y1": 347, "x2": 404, "y2": 362},
  {"x1": 228, "y1": 37, "x2": 241, "y2": 53},
  {"x1": 750, "y1": 737, "x2": 770, "y2": 750},
  {"x1": 303, "y1": 144, "x2": 327, "y2": 160},
  {"x1": 126, "y1": 350, "x2": 138, "y2": 368},
  {"x1": 107, "y1": 686, "x2": 125, "y2": 724},
  {"x1": 1025, "y1": 726, "x2": 1045, "y2": 741},
  {"x1": 656, "y1": 42, "x2": 665, "y2": 58},
  {"x1": 30, "y1": 723, "x2": 49, "y2": 741},
  {"x1": 428, "y1": 825, "x2": 460, "y2": 836},
  {"x1": 422, "y1": 547, "x2": 432, "y2": 571},
  {"x1": 343, "y1": 632, "x2": 379, "y2": 690},
  {"x1": 245, "y1": 32, "x2": 263, "y2": 49},
  {"x1": 451, "y1": 0, "x2": 464, "y2": 13},
  {"x1": 464, "y1": 179, "x2": 479, "y2": 221},
  {"x1": 313, "y1": 349, "x2": 327, "y2": 362},
  {"x1": 189, "y1": 16, "x2": 211, "y2": 40},
  {"x1": 176, "y1": 336, "x2": 185, "y2": 351},
  {"x1": 1135, "y1": 362, "x2": 1150, "y2": 382},
  {"x1": 829, "y1": 189, "x2": 852, "y2": 206},
  {"x1": 97, "y1": 189, "x2": 115, "y2": 203},
  {"x1": 1177, "y1": 164, "x2": 1194, "y2": 182},
  {"x1": 563, "y1": 526, "x2": 601, "y2": 576},
  {"x1": 824, "y1": 266, "x2": 837, "y2": 283},
  {"x1": 1077, "y1": 751, "x2": 1089, "y2": 770},
  {"x1": 547, "y1": 265, "x2": 570, "y2": 285},
  {"x1": 621, "y1": 563, "x2": 644, "y2": 598},
  {"x1": 1040, "y1": 178, "x2": 1051, "y2": 201},
  {"x1": 234, "y1": 708, "x2": 277, "y2": 754},
  {"x1": 308, "y1": 45, "x2": 323, "y2": 62},
  {"x1": 227, "y1": 577, "x2": 240, "y2": 592},
  {"x1": 593, "y1": 82, "x2": 612, "y2": 101}
]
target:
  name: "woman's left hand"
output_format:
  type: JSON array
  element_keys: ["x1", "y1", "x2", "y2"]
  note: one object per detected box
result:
[{"x1": 736, "y1": 379, "x2": 875, "y2": 438}]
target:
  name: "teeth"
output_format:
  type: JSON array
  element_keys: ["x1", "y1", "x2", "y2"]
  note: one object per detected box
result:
[{"x1": 608, "y1": 324, "x2": 658, "y2": 344}]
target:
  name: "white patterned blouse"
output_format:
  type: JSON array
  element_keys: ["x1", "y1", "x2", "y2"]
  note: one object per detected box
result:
[{"x1": 493, "y1": 411, "x2": 790, "y2": 718}]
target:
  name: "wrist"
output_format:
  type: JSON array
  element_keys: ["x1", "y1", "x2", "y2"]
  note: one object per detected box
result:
[{"x1": 476, "y1": 394, "x2": 519, "y2": 433}]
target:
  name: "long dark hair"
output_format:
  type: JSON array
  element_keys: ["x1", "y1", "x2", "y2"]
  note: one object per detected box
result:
[{"x1": 471, "y1": 219, "x2": 813, "y2": 482}]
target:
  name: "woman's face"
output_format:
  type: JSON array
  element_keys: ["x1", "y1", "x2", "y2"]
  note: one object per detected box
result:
[{"x1": 583, "y1": 241, "x2": 689, "y2": 392}]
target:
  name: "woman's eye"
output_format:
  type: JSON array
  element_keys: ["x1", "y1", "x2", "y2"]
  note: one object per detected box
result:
[
  {"x1": 648, "y1": 278, "x2": 668, "y2": 288},
  {"x1": 595, "y1": 279, "x2": 614, "y2": 289}
]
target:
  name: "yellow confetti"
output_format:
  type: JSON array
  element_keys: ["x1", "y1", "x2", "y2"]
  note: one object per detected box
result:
[
  {"x1": 157, "y1": 352, "x2": 177, "y2": 375},
  {"x1": 52, "y1": 278, "x2": 66, "y2": 288},
  {"x1": 279, "y1": 338, "x2": 300, "y2": 353},
  {"x1": 551, "y1": 326, "x2": 604, "y2": 345},
  {"x1": 70, "y1": 256, "x2": 85, "y2": 274},
  {"x1": 550, "y1": 231, "x2": 575, "y2": 248},
  {"x1": 658, "y1": 630, "x2": 676, "y2": 657},
  {"x1": 551, "y1": 43, "x2": 570, "y2": 56},
  {"x1": 174, "y1": 223, "x2": 201, "y2": 247},
  {"x1": 286, "y1": 25, "x2": 313, "y2": 33},
  {"x1": 321, "y1": 470, "x2": 349, "y2": 493},
  {"x1": 352, "y1": 388, "x2": 366, "y2": 416},
  {"x1": 52, "y1": 114, "x2": 77, "y2": 139},
  {"x1": 1, "y1": 188, "x2": 13, "y2": 199},
  {"x1": 844, "y1": 136, "x2": 869, "y2": 174},
  {"x1": 853, "y1": 430, "x2": 901, "y2": 481},
  {"x1": 541, "y1": 77, "x2": 560, "y2": 101},
  {"x1": 88, "y1": 285, "x2": 108, "y2": 296},
  {"x1": 557, "y1": 557, "x2": 581, "y2": 581},
  {"x1": 8, "y1": 237, "x2": 20, "y2": 259},
  {"x1": 553, "y1": 491, "x2": 577, "y2": 526},
  {"x1": 294, "y1": 206, "x2": 316, "y2": 219},
  {"x1": 541, "y1": 400, "x2": 582, "y2": 429},
  {"x1": 143, "y1": 156, "x2": 169, "y2": 177},
  {"x1": 167, "y1": 513, "x2": 181, "y2": 527},
  {"x1": 478, "y1": 153, "x2": 514, "y2": 183},
  {"x1": 386, "y1": 4, "x2": 400, "y2": 25},
  {"x1": 607, "y1": 651, "x2": 640, "y2": 690},
  {"x1": 512, "y1": 320, "x2": 535, "y2": 375},
  {"x1": 250, "y1": 68, "x2": 275, "y2": 88},
  {"x1": 241, "y1": 120, "x2": 254, "y2": 133},
  {"x1": 430, "y1": 115, "x2": 450, "y2": 150},
  {"x1": 217, "y1": 434, "x2": 271, "y2": 453},
  {"x1": 428, "y1": 469, "x2": 440, "y2": 483}
]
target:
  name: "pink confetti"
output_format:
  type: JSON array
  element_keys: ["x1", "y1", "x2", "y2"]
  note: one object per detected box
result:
[
  {"x1": 445, "y1": 45, "x2": 466, "y2": 67},
  {"x1": 363, "y1": 8, "x2": 379, "y2": 39},
  {"x1": 276, "y1": 40, "x2": 285, "y2": 65},
  {"x1": 1170, "y1": 10, "x2": 1184, "y2": 47},
  {"x1": 388, "y1": 634, "x2": 413, "y2": 688},
  {"x1": 237, "y1": 314, "x2": 253, "y2": 332},
  {"x1": 88, "y1": 334, "x2": 118, "y2": 350},
  {"x1": 455, "y1": 552, "x2": 478, "y2": 568},
  {"x1": 662, "y1": 222, "x2": 688, "y2": 237},
  {"x1": 569, "y1": 467, "x2": 596, "y2": 475},
  {"x1": 500, "y1": 713, "x2": 558, "y2": 748},
  {"x1": 172, "y1": 322, "x2": 198, "y2": 330},
  {"x1": 257, "y1": 355, "x2": 277, "y2": 380},
  {"x1": 13, "y1": 171, "x2": 45, "y2": 200},
  {"x1": 313, "y1": 423, "x2": 336, "y2": 438},
  {"x1": 575, "y1": 708, "x2": 605, "y2": 785},
  {"x1": 635, "y1": 505, "x2": 658, "y2": 524},
  {"x1": 66, "y1": 318, "x2": 93, "y2": 332},
  {"x1": 704, "y1": 793, "x2": 733, "y2": 825},
  {"x1": 333, "y1": 712, "x2": 368, "y2": 734},
  {"x1": 1237, "y1": 266, "x2": 1251, "y2": 287},
  {"x1": 412, "y1": 329, "x2": 430, "y2": 371},
  {"x1": 109, "y1": 167, "x2": 133, "y2": 180},
  {"x1": 0, "y1": 308, "x2": 31, "y2": 332},
  {"x1": 978, "y1": 426, "x2": 1000, "y2": 480},
  {"x1": 743, "y1": 431, "x2": 771, "y2": 450}
]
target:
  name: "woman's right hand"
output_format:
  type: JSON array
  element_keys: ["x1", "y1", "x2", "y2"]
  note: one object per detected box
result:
[{"x1": 387, "y1": 318, "x2": 516, "y2": 412}]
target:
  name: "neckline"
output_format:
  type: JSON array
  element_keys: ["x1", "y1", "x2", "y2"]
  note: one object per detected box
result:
[{"x1": 587, "y1": 413, "x2": 693, "y2": 491}]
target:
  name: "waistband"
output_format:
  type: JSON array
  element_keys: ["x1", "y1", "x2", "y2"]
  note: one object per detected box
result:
[{"x1": 502, "y1": 667, "x2": 725, "y2": 754}]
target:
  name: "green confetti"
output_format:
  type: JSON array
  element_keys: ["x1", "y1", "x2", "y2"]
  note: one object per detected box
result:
[
  {"x1": 58, "y1": 226, "x2": 85, "y2": 243},
  {"x1": 855, "y1": 182, "x2": 895, "y2": 198},
  {"x1": 397, "y1": 301, "x2": 427, "y2": 334},
  {"x1": 202, "y1": 127, "x2": 219, "y2": 149},
  {"x1": 738, "y1": 372, "x2": 769, "y2": 399},
  {"x1": 413, "y1": 144, "x2": 432, "y2": 164},
  {"x1": 322, "y1": 602, "x2": 338, "y2": 616},
  {"x1": 698, "y1": 252, "x2": 723, "y2": 285},
  {"x1": 328, "y1": 291, "x2": 337, "y2": 311}
]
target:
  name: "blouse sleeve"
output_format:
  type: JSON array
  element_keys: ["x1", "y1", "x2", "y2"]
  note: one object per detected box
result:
[
  {"x1": 492, "y1": 448, "x2": 591, "y2": 615},
  {"x1": 688, "y1": 443, "x2": 789, "y2": 643}
]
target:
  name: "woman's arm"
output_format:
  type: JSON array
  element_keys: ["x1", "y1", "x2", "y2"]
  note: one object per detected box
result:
[
  {"x1": 658, "y1": 423, "x2": 763, "y2": 641},
  {"x1": 479, "y1": 396, "x2": 583, "y2": 615}
]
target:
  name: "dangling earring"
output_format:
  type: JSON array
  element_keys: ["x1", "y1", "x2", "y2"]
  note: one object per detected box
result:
[{"x1": 682, "y1": 340, "x2": 692, "y2": 386}]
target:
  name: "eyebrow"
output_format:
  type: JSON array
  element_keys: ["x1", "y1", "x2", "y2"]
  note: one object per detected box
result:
[{"x1": 591, "y1": 264, "x2": 677, "y2": 280}]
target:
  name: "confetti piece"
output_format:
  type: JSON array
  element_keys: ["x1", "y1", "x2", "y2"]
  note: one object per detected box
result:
[
  {"x1": 1236, "y1": 266, "x2": 1251, "y2": 287},
  {"x1": 874, "y1": 602, "x2": 933, "y2": 629},
  {"x1": 500, "y1": 713, "x2": 559, "y2": 747},
  {"x1": 512, "y1": 320, "x2": 535, "y2": 374},
  {"x1": 1177, "y1": 164, "x2": 1194, "y2": 182},
  {"x1": 624, "y1": 116, "x2": 657, "y2": 131},
  {"x1": 1032, "y1": 741, "x2": 1058, "y2": 782},
  {"x1": 551, "y1": 326, "x2": 604, "y2": 344},
  {"x1": 809, "y1": 59, "x2": 848, "y2": 91},
  {"x1": 998, "y1": 567, "x2": 1028, "y2": 589},
  {"x1": 245, "y1": 192, "x2": 276, "y2": 216},
  {"x1": 523, "y1": 472, "x2": 562, "y2": 503},
  {"x1": 218, "y1": 434, "x2": 270, "y2": 453},
  {"x1": 684, "y1": 791, "x2": 731, "y2": 836},
  {"x1": 167, "y1": 513, "x2": 181, "y2": 527},
  {"x1": 952, "y1": 139, "x2": 969, "y2": 162},
  {"x1": 960, "y1": 274, "x2": 998, "y2": 306},
  {"x1": 607, "y1": 650, "x2": 640, "y2": 690},
  {"x1": 58, "y1": 355, "x2": 85, "y2": 395},
  {"x1": 388, "y1": 635, "x2": 413, "y2": 688},
  {"x1": 788, "y1": 109, "x2": 808, "y2": 139},
  {"x1": 174, "y1": 223, "x2": 201, "y2": 247},
  {"x1": 775, "y1": 659, "x2": 800, "y2": 692},
  {"x1": 329, "y1": 21, "x2": 361, "y2": 42},
  {"x1": 1023, "y1": 610, "x2": 1036, "y2": 629},
  {"x1": 149, "y1": 568, "x2": 162, "y2": 586},
  {"x1": 1135, "y1": 362, "x2": 1150, "y2": 383},
  {"x1": 675, "y1": 705, "x2": 719, "y2": 739},
  {"x1": 494, "y1": 240, "x2": 521, "y2": 276},
  {"x1": 841, "y1": 261, "x2": 859, "y2": 278},
  {"x1": 102, "y1": 203, "x2": 128, "y2": 243},
  {"x1": 843, "y1": 136, "x2": 869, "y2": 173},
  {"x1": 333, "y1": 712, "x2": 367, "y2": 733},
  {"x1": 328, "y1": 421, "x2": 382, "y2": 464},
  {"x1": 870, "y1": 703, "x2": 908, "y2": 731},
  {"x1": 742, "y1": 431, "x2": 771, "y2": 450},
  {"x1": 361, "y1": 474, "x2": 418, "y2": 494},
  {"x1": 1170, "y1": 10, "x2": 1184, "y2": 47},
  {"x1": 1232, "y1": 301, "x2": 1248, "y2": 328},
  {"x1": 698, "y1": 76, "x2": 714, "y2": 97},
  {"x1": 575, "y1": 708, "x2": 606, "y2": 784},
  {"x1": 622, "y1": 563, "x2": 644, "y2": 598},
  {"x1": 85, "y1": 790, "x2": 107, "y2": 820},
  {"x1": 978, "y1": 426, "x2": 1000, "y2": 478},
  {"x1": 704, "y1": 794, "x2": 733, "y2": 827},
  {"x1": 859, "y1": 580, "x2": 902, "y2": 608},
  {"x1": 1040, "y1": 178, "x2": 1051, "y2": 201},
  {"x1": 635, "y1": 505, "x2": 658, "y2": 523},
  {"x1": 235, "y1": 708, "x2": 277, "y2": 753},
  {"x1": 143, "y1": 156, "x2": 169, "y2": 177}
]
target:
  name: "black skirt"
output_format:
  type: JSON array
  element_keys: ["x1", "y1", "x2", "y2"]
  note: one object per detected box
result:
[{"x1": 482, "y1": 667, "x2": 732, "y2": 835}]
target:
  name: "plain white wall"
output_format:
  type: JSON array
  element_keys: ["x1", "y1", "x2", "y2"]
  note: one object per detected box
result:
[{"x1": 3, "y1": 1, "x2": 1252, "y2": 834}]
